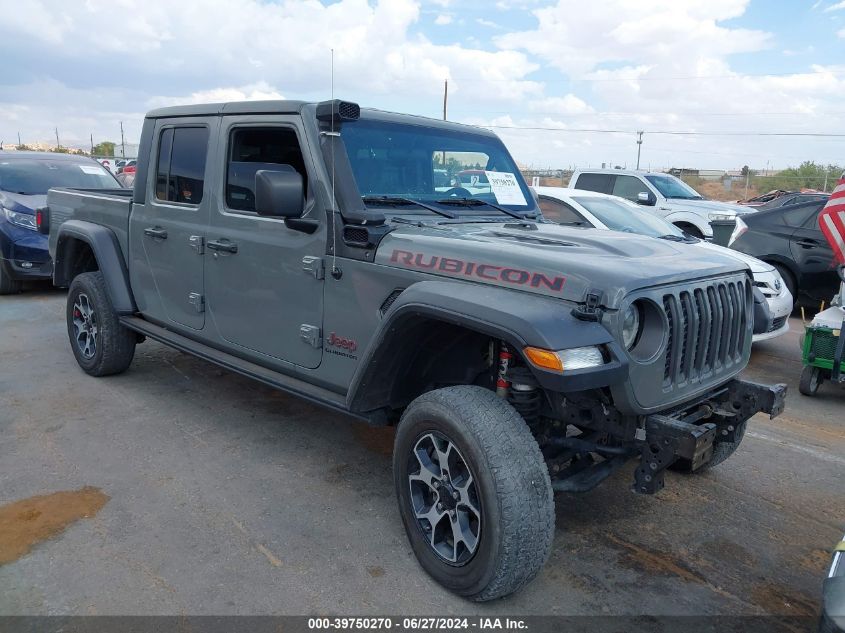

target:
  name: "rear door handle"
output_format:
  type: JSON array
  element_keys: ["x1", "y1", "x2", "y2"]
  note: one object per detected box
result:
[
  {"x1": 143, "y1": 227, "x2": 168, "y2": 239},
  {"x1": 207, "y1": 239, "x2": 238, "y2": 254},
  {"x1": 796, "y1": 238, "x2": 819, "y2": 248}
]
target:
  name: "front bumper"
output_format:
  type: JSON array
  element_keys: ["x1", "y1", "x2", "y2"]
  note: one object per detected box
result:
[
  {"x1": 0, "y1": 255, "x2": 53, "y2": 281},
  {"x1": 753, "y1": 285, "x2": 793, "y2": 343},
  {"x1": 632, "y1": 378, "x2": 787, "y2": 494}
]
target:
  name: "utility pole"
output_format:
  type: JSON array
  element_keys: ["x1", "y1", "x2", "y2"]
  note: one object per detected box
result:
[
  {"x1": 90, "y1": 133, "x2": 94, "y2": 156},
  {"x1": 55, "y1": 127, "x2": 61, "y2": 150},
  {"x1": 120, "y1": 121, "x2": 126, "y2": 159},
  {"x1": 442, "y1": 80, "x2": 448, "y2": 121},
  {"x1": 17, "y1": 132, "x2": 21, "y2": 147},
  {"x1": 823, "y1": 170, "x2": 829, "y2": 193},
  {"x1": 744, "y1": 171, "x2": 750, "y2": 199},
  {"x1": 636, "y1": 131, "x2": 644, "y2": 170}
]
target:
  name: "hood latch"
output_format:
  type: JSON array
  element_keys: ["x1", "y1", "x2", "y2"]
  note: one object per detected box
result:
[{"x1": 572, "y1": 289, "x2": 604, "y2": 322}]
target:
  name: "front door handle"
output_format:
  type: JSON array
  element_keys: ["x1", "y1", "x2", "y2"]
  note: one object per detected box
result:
[
  {"x1": 207, "y1": 239, "x2": 238, "y2": 254},
  {"x1": 143, "y1": 227, "x2": 168, "y2": 239}
]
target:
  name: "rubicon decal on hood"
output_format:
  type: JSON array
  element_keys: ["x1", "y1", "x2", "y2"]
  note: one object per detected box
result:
[{"x1": 389, "y1": 249, "x2": 566, "y2": 292}]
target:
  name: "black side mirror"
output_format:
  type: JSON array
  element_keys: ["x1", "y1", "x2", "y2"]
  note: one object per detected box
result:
[
  {"x1": 255, "y1": 169, "x2": 304, "y2": 218},
  {"x1": 637, "y1": 191, "x2": 656, "y2": 206}
]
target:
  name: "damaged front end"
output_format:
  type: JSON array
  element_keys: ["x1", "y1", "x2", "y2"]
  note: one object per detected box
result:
[{"x1": 516, "y1": 369, "x2": 786, "y2": 495}]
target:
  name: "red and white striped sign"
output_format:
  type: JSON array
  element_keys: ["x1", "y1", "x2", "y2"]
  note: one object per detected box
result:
[{"x1": 819, "y1": 172, "x2": 845, "y2": 265}]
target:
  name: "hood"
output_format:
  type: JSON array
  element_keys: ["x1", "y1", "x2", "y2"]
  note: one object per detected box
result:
[
  {"x1": 375, "y1": 222, "x2": 748, "y2": 309},
  {"x1": 690, "y1": 240, "x2": 773, "y2": 274},
  {"x1": 669, "y1": 198, "x2": 753, "y2": 216},
  {"x1": 0, "y1": 191, "x2": 46, "y2": 214}
]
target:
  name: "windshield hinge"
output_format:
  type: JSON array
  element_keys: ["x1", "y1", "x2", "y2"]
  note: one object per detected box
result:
[
  {"x1": 302, "y1": 256, "x2": 325, "y2": 280},
  {"x1": 300, "y1": 324, "x2": 322, "y2": 348}
]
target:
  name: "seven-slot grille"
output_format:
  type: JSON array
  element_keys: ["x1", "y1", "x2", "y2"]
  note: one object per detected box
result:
[{"x1": 662, "y1": 277, "x2": 751, "y2": 388}]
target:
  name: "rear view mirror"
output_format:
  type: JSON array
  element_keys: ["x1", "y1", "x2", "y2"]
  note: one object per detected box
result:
[
  {"x1": 255, "y1": 169, "x2": 304, "y2": 218},
  {"x1": 637, "y1": 191, "x2": 655, "y2": 206}
]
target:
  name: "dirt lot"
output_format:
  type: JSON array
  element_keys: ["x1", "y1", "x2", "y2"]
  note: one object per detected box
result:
[{"x1": 1, "y1": 286, "x2": 843, "y2": 617}]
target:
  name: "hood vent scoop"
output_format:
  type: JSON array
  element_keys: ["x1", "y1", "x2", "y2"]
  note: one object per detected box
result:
[{"x1": 484, "y1": 231, "x2": 579, "y2": 247}]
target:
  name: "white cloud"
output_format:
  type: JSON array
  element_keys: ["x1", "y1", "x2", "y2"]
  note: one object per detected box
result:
[
  {"x1": 146, "y1": 82, "x2": 286, "y2": 109},
  {"x1": 824, "y1": 0, "x2": 845, "y2": 11},
  {"x1": 838, "y1": 27, "x2": 845, "y2": 37},
  {"x1": 476, "y1": 18, "x2": 502, "y2": 29},
  {"x1": 434, "y1": 14, "x2": 452, "y2": 25}
]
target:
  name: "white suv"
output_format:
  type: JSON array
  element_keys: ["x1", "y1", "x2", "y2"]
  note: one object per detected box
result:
[{"x1": 569, "y1": 168, "x2": 753, "y2": 239}]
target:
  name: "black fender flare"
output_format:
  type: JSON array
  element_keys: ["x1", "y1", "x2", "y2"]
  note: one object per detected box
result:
[
  {"x1": 346, "y1": 280, "x2": 628, "y2": 413},
  {"x1": 54, "y1": 220, "x2": 136, "y2": 315}
]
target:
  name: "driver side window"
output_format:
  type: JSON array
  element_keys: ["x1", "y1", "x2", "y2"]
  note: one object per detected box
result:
[{"x1": 226, "y1": 127, "x2": 307, "y2": 213}]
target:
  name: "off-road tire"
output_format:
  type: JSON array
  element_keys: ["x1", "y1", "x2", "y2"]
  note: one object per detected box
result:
[
  {"x1": 67, "y1": 271, "x2": 136, "y2": 376},
  {"x1": 672, "y1": 420, "x2": 748, "y2": 473},
  {"x1": 799, "y1": 365, "x2": 823, "y2": 396},
  {"x1": 0, "y1": 264, "x2": 21, "y2": 295},
  {"x1": 393, "y1": 385, "x2": 554, "y2": 601}
]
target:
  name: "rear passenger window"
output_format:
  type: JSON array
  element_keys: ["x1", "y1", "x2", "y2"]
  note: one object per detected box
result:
[
  {"x1": 155, "y1": 126, "x2": 209, "y2": 205},
  {"x1": 781, "y1": 203, "x2": 820, "y2": 227},
  {"x1": 611, "y1": 175, "x2": 647, "y2": 202},
  {"x1": 226, "y1": 127, "x2": 307, "y2": 212},
  {"x1": 573, "y1": 173, "x2": 614, "y2": 194}
]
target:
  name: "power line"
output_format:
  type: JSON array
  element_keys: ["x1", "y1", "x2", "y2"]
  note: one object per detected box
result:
[{"x1": 484, "y1": 124, "x2": 845, "y2": 138}]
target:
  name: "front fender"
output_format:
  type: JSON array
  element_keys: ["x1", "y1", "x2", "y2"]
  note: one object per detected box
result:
[
  {"x1": 346, "y1": 280, "x2": 628, "y2": 413},
  {"x1": 55, "y1": 220, "x2": 136, "y2": 314}
]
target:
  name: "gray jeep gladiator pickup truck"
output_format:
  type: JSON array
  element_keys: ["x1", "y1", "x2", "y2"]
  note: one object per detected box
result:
[{"x1": 41, "y1": 99, "x2": 786, "y2": 601}]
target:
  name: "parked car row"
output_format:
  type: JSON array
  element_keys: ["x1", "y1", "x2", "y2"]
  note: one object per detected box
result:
[{"x1": 0, "y1": 152, "x2": 119, "y2": 293}]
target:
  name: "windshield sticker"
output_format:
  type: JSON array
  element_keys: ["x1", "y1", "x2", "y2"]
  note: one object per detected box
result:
[
  {"x1": 79, "y1": 165, "x2": 107, "y2": 175},
  {"x1": 485, "y1": 171, "x2": 527, "y2": 206}
]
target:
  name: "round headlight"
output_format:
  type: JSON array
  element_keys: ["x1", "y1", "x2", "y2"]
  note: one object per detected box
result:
[{"x1": 622, "y1": 304, "x2": 642, "y2": 350}]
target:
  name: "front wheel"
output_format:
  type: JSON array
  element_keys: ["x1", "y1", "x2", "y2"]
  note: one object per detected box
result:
[
  {"x1": 0, "y1": 263, "x2": 21, "y2": 295},
  {"x1": 799, "y1": 365, "x2": 823, "y2": 396},
  {"x1": 393, "y1": 386, "x2": 554, "y2": 601},
  {"x1": 67, "y1": 271, "x2": 136, "y2": 376}
]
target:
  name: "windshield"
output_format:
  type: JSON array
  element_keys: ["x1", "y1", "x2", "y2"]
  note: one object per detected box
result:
[
  {"x1": 341, "y1": 119, "x2": 535, "y2": 215},
  {"x1": 0, "y1": 158, "x2": 118, "y2": 195},
  {"x1": 644, "y1": 174, "x2": 703, "y2": 200},
  {"x1": 573, "y1": 196, "x2": 685, "y2": 238}
]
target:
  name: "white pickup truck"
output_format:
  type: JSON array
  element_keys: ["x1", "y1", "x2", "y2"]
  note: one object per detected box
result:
[{"x1": 570, "y1": 168, "x2": 753, "y2": 239}]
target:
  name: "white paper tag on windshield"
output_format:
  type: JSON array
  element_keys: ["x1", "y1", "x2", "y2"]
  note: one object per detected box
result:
[
  {"x1": 485, "y1": 171, "x2": 527, "y2": 206},
  {"x1": 79, "y1": 164, "x2": 107, "y2": 175}
]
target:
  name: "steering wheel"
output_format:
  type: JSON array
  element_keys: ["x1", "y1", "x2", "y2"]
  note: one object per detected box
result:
[{"x1": 441, "y1": 187, "x2": 473, "y2": 198}]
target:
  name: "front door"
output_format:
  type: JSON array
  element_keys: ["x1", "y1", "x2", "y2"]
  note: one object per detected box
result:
[
  {"x1": 129, "y1": 119, "x2": 216, "y2": 330},
  {"x1": 204, "y1": 118, "x2": 325, "y2": 369}
]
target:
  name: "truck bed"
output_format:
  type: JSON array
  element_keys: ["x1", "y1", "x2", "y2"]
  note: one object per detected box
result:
[{"x1": 47, "y1": 187, "x2": 134, "y2": 263}]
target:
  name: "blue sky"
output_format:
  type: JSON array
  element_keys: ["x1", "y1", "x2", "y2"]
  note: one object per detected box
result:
[{"x1": 0, "y1": 0, "x2": 842, "y2": 169}]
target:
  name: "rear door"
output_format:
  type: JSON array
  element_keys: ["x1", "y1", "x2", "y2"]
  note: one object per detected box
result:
[
  {"x1": 788, "y1": 201, "x2": 839, "y2": 301},
  {"x1": 571, "y1": 173, "x2": 614, "y2": 194},
  {"x1": 129, "y1": 119, "x2": 216, "y2": 330},
  {"x1": 204, "y1": 117, "x2": 325, "y2": 369}
]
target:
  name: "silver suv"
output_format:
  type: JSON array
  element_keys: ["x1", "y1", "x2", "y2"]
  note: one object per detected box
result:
[{"x1": 570, "y1": 168, "x2": 752, "y2": 239}]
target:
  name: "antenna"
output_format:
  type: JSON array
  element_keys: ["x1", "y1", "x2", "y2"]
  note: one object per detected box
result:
[{"x1": 329, "y1": 48, "x2": 340, "y2": 280}]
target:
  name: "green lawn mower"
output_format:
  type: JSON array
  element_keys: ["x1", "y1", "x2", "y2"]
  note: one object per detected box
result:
[{"x1": 800, "y1": 264, "x2": 845, "y2": 397}]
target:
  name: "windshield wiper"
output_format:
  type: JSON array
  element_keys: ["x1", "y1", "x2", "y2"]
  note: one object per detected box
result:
[
  {"x1": 435, "y1": 197, "x2": 534, "y2": 220},
  {"x1": 362, "y1": 195, "x2": 457, "y2": 219}
]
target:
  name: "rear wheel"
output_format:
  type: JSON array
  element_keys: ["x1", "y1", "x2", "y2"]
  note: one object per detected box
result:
[
  {"x1": 0, "y1": 264, "x2": 21, "y2": 295},
  {"x1": 67, "y1": 271, "x2": 136, "y2": 376},
  {"x1": 394, "y1": 386, "x2": 554, "y2": 601},
  {"x1": 799, "y1": 365, "x2": 823, "y2": 396}
]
